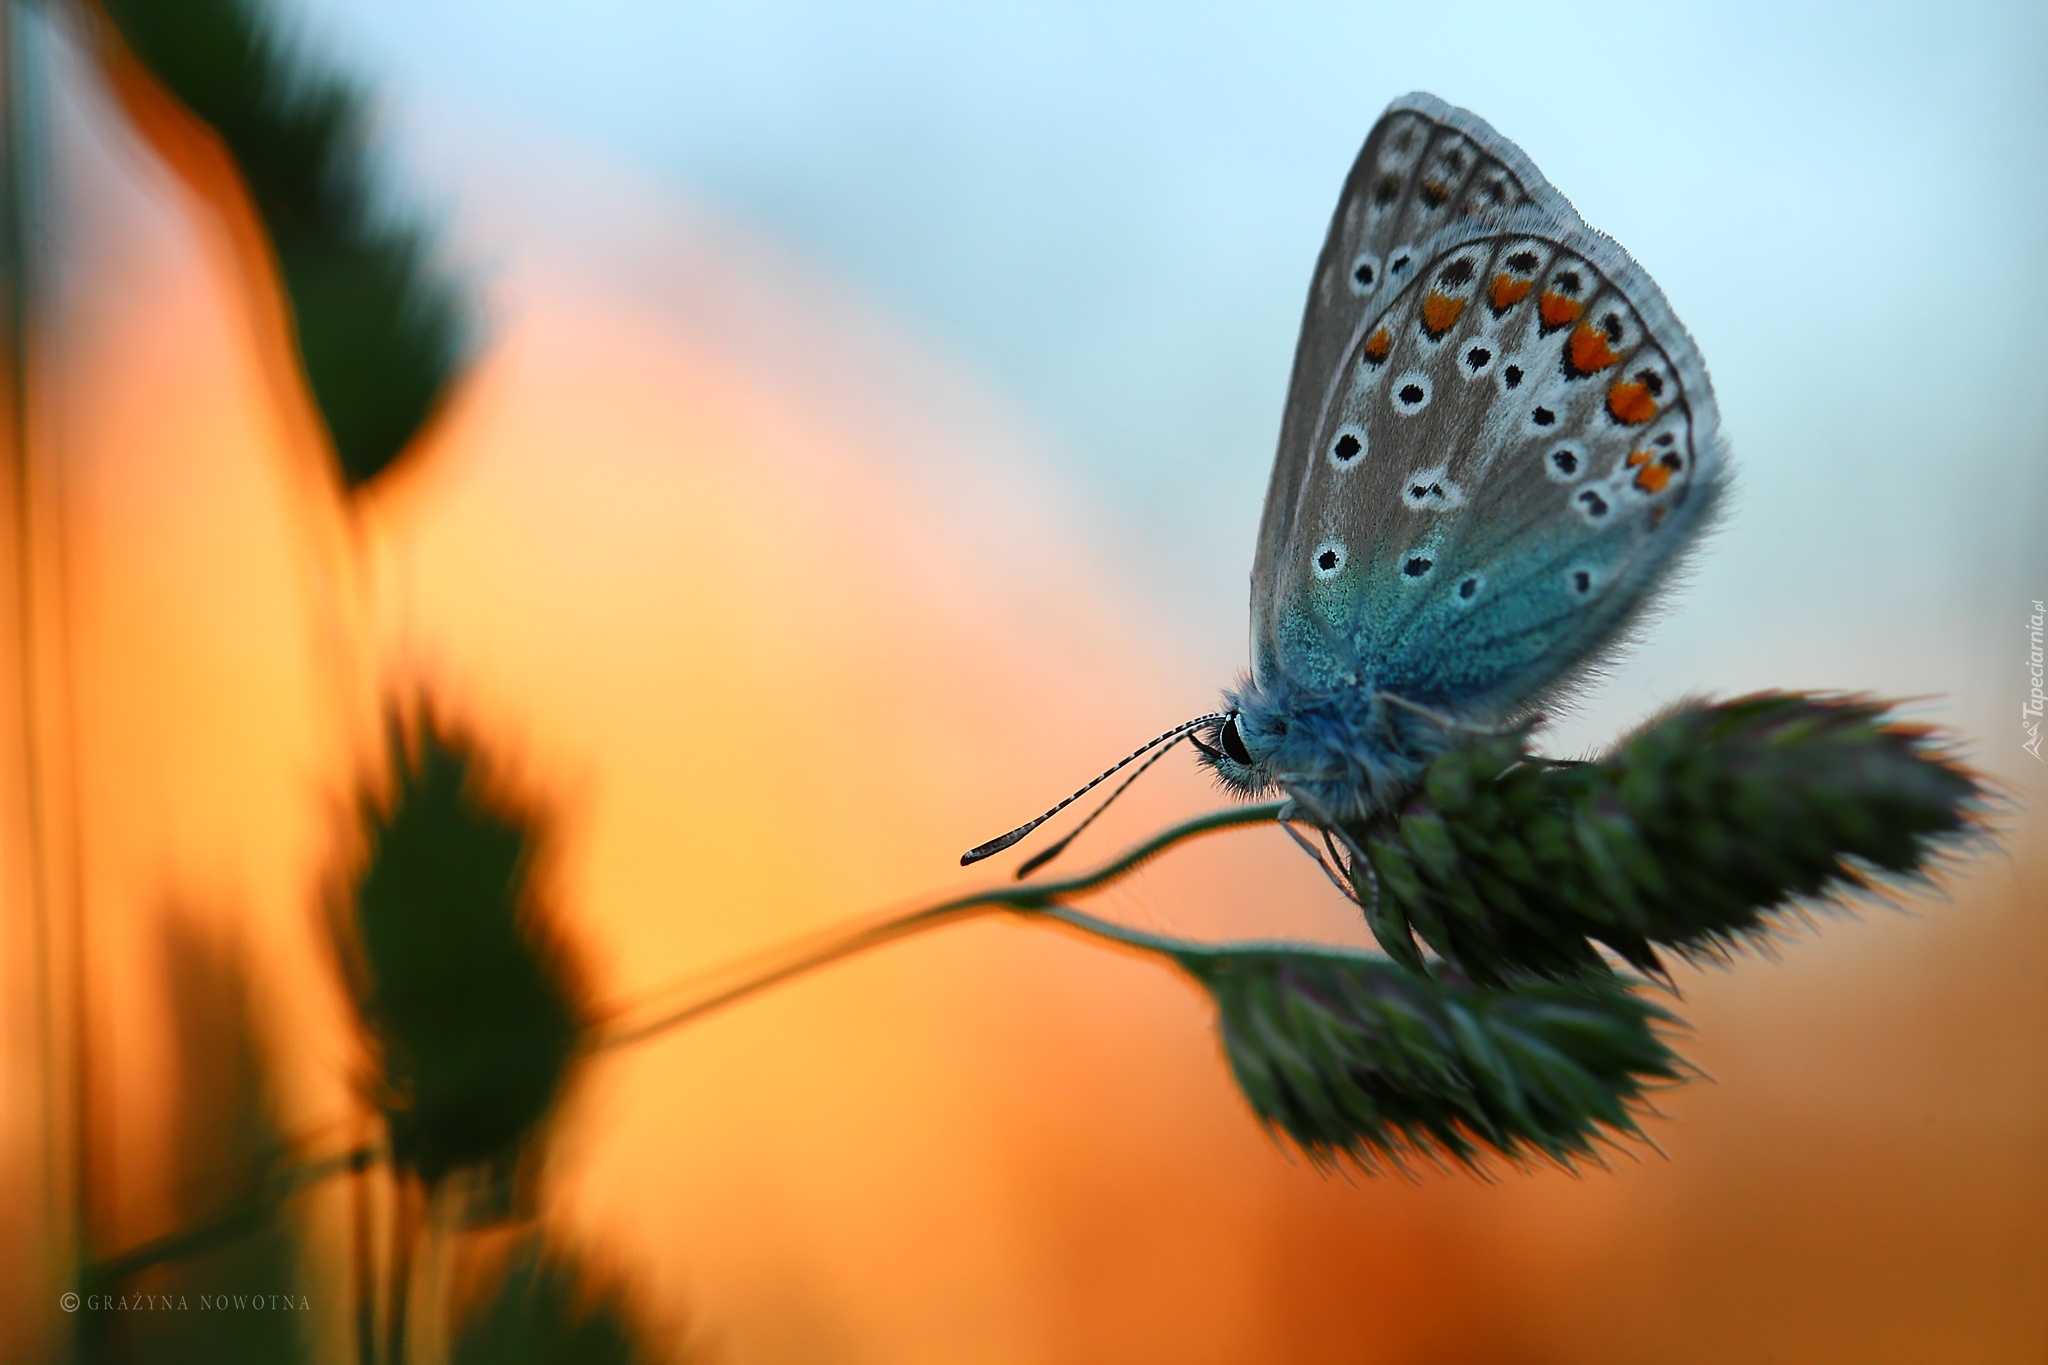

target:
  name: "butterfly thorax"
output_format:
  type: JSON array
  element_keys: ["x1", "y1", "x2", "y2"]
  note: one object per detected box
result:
[{"x1": 1209, "y1": 676, "x2": 1457, "y2": 825}]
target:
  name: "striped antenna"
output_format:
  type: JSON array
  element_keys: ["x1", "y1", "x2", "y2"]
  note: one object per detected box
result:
[{"x1": 960, "y1": 713, "x2": 1228, "y2": 867}]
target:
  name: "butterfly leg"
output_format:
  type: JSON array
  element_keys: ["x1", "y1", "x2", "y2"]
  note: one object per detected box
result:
[
  {"x1": 1277, "y1": 803, "x2": 1361, "y2": 904},
  {"x1": 1280, "y1": 785, "x2": 1383, "y2": 911}
]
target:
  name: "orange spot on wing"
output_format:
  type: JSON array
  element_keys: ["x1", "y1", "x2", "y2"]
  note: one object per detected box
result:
[
  {"x1": 1567, "y1": 323, "x2": 1620, "y2": 374},
  {"x1": 1538, "y1": 291, "x2": 1583, "y2": 329},
  {"x1": 1633, "y1": 461, "x2": 1674, "y2": 493},
  {"x1": 1607, "y1": 381, "x2": 1659, "y2": 426},
  {"x1": 1626, "y1": 449, "x2": 1651, "y2": 467},
  {"x1": 1420, "y1": 292, "x2": 1466, "y2": 338},
  {"x1": 1364, "y1": 326, "x2": 1392, "y2": 364},
  {"x1": 1490, "y1": 274, "x2": 1533, "y2": 312}
]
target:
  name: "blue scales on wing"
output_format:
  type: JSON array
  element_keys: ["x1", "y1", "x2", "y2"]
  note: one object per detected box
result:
[{"x1": 1224, "y1": 99, "x2": 1726, "y2": 826}]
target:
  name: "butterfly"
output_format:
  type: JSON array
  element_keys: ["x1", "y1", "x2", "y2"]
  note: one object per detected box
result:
[{"x1": 965, "y1": 92, "x2": 1725, "y2": 878}]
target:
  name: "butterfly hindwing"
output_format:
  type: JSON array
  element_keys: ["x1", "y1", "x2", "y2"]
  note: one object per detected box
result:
[
  {"x1": 1265, "y1": 205, "x2": 1725, "y2": 718},
  {"x1": 1250, "y1": 94, "x2": 1582, "y2": 676}
]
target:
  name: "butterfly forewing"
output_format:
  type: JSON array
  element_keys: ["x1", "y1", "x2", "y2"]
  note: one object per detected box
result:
[
  {"x1": 1265, "y1": 206, "x2": 1725, "y2": 717},
  {"x1": 1250, "y1": 94, "x2": 1582, "y2": 677}
]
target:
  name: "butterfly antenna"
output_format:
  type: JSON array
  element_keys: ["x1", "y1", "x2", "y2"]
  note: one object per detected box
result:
[
  {"x1": 960, "y1": 713, "x2": 1228, "y2": 867},
  {"x1": 1013, "y1": 733, "x2": 1191, "y2": 879}
]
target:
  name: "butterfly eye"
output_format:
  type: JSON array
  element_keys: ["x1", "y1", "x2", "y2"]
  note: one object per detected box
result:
[{"x1": 1219, "y1": 714, "x2": 1253, "y2": 766}]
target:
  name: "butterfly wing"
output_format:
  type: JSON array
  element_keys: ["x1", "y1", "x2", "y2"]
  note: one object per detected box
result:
[
  {"x1": 1263, "y1": 204, "x2": 1726, "y2": 721},
  {"x1": 1250, "y1": 93, "x2": 1582, "y2": 679}
]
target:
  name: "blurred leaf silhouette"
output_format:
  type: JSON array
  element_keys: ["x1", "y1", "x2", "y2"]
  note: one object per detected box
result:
[
  {"x1": 88, "y1": 918, "x2": 311, "y2": 1364},
  {"x1": 1351, "y1": 694, "x2": 1987, "y2": 985},
  {"x1": 94, "y1": 0, "x2": 467, "y2": 487},
  {"x1": 337, "y1": 714, "x2": 591, "y2": 1192},
  {"x1": 454, "y1": 1243, "x2": 661, "y2": 1365}
]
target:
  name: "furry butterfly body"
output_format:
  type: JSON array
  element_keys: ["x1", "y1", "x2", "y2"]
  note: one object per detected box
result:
[{"x1": 1201, "y1": 94, "x2": 1726, "y2": 826}]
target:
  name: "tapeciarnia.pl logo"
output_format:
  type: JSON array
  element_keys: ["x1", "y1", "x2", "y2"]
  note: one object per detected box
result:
[{"x1": 2027, "y1": 599, "x2": 2045, "y2": 761}]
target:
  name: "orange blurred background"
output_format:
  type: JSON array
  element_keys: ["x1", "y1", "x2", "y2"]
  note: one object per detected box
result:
[{"x1": 3, "y1": 6, "x2": 2046, "y2": 1363}]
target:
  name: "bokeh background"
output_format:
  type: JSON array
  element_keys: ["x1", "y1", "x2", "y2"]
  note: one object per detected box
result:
[{"x1": 4, "y1": 1, "x2": 2046, "y2": 1361}]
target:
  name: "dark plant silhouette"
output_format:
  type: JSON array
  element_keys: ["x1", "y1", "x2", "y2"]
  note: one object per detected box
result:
[
  {"x1": 337, "y1": 718, "x2": 590, "y2": 1193},
  {"x1": 330, "y1": 715, "x2": 594, "y2": 1361},
  {"x1": 95, "y1": 0, "x2": 466, "y2": 488}
]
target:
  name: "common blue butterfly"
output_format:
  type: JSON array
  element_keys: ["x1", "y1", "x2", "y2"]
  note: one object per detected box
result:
[{"x1": 965, "y1": 93, "x2": 1724, "y2": 873}]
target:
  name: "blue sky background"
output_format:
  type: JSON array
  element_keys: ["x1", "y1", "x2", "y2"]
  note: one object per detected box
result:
[{"x1": 273, "y1": 0, "x2": 2048, "y2": 774}]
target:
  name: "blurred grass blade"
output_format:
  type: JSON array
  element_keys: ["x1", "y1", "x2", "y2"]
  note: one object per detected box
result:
[
  {"x1": 1356, "y1": 693, "x2": 1989, "y2": 984},
  {"x1": 95, "y1": 0, "x2": 467, "y2": 487},
  {"x1": 1049, "y1": 909, "x2": 1682, "y2": 1172},
  {"x1": 337, "y1": 713, "x2": 589, "y2": 1194}
]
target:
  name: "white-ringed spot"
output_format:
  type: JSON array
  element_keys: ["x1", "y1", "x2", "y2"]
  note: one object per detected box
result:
[
  {"x1": 1328, "y1": 424, "x2": 1368, "y2": 470},
  {"x1": 1391, "y1": 369, "x2": 1433, "y2": 415},
  {"x1": 1348, "y1": 251, "x2": 1383, "y2": 296}
]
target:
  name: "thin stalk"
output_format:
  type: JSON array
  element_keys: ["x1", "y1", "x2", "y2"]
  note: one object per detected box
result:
[
  {"x1": 353, "y1": 1125, "x2": 376, "y2": 1365},
  {"x1": 386, "y1": 1176, "x2": 417, "y2": 1365},
  {"x1": 600, "y1": 800, "x2": 1286, "y2": 1050},
  {"x1": 86, "y1": 1144, "x2": 374, "y2": 1287}
]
